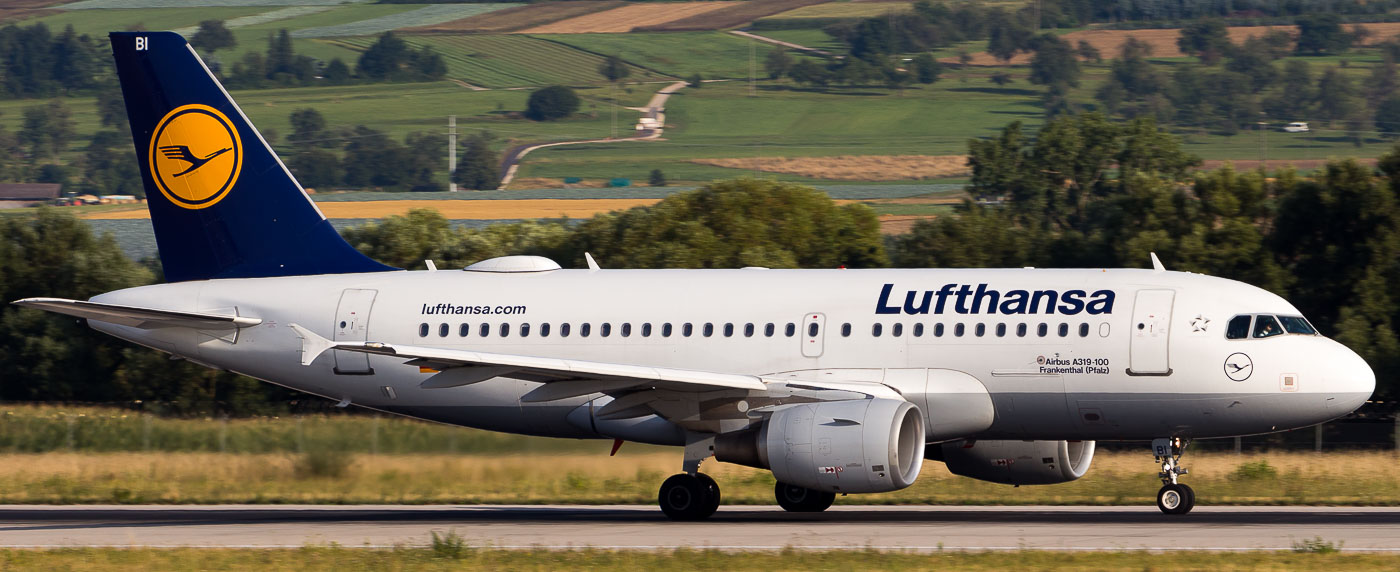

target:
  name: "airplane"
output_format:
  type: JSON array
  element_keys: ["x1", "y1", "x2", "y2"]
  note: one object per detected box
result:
[{"x1": 13, "y1": 32, "x2": 1375, "y2": 520}]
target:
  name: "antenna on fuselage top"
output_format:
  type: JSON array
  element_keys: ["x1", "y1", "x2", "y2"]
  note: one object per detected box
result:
[
  {"x1": 584, "y1": 252, "x2": 600, "y2": 272},
  {"x1": 1150, "y1": 252, "x2": 1166, "y2": 273}
]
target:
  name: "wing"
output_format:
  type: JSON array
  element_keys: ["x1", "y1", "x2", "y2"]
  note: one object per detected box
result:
[
  {"x1": 12, "y1": 297, "x2": 261, "y2": 330},
  {"x1": 288, "y1": 324, "x2": 896, "y2": 431}
]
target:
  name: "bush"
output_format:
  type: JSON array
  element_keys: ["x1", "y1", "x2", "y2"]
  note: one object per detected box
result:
[
  {"x1": 525, "y1": 85, "x2": 580, "y2": 121},
  {"x1": 294, "y1": 449, "x2": 352, "y2": 479}
]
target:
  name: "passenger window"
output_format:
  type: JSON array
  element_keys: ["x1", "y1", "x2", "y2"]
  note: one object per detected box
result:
[
  {"x1": 724, "y1": 323, "x2": 734, "y2": 337},
  {"x1": 893, "y1": 323, "x2": 903, "y2": 337},
  {"x1": 663, "y1": 323, "x2": 673, "y2": 337},
  {"x1": 418, "y1": 323, "x2": 429, "y2": 337},
  {"x1": 601, "y1": 323, "x2": 612, "y2": 337},
  {"x1": 975, "y1": 323, "x2": 986, "y2": 337},
  {"x1": 934, "y1": 323, "x2": 944, "y2": 337},
  {"x1": 561, "y1": 323, "x2": 571, "y2": 337},
  {"x1": 459, "y1": 323, "x2": 470, "y2": 337},
  {"x1": 1036, "y1": 323, "x2": 1046, "y2": 337},
  {"x1": 1279, "y1": 316, "x2": 1317, "y2": 335},
  {"x1": 520, "y1": 323, "x2": 530, "y2": 337},
  {"x1": 684, "y1": 323, "x2": 694, "y2": 337},
  {"x1": 540, "y1": 323, "x2": 551, "y2": 337},
  {"x1": 1058, "y1": 323, "x2": 1069, "y2": 337},
  {"x1": 786, "y1": 323, "x2": 797, "y2": 337},
  {"x1": 581, "y1": 323, "x2": 591, "y2": 337},
  {"x1": 1078, "y1": 323, "x2": 1089, "y2": 337},
  {"x1": 704, "y1": 323, "x2": 714, "y2": 337},
  {"x1": 913, "y1": 323, "x2": 924, "y2": 337},
  {"x1": 439, "y1": 323, "x2": 449, "y2": 337},
  {"x1": 841, "y1": 323, "x2": 852, "y2": 337},
  {"x1": 954, "y1": 323, "x2": 965, "y2": 337},
  {"x1": 765, "y1": 323, "x2": 775, "y2": 337},
  {"x1": 499, "y1": 323, "x2": 510, "y2": 337},
  {"x1": 642, "y1": 323, "x2": 652, "y2": 337},
  {"x1": 480, "y1": 323, "x2": 490, "y2": 337},
  {"x1": 1017, "y1": 323, "x2": 1028, "y2": 337},
  {"x1": 995, "y1": 323, "x2": 1005, "y2": 337},
  {"x1": 744, "y1": 323, "x2": 755, "y2": 337},
  {"x1": 807, "y1": 323, "x2": 819, "y2": 337},
  {"x1": 1253, "y1": 315, "x2": 1284, "y2": 338},
  {"x1": 873, "y1": 323, "x2": 883, "y2": 337},
  {"x1": 621, "y1": 323, "x2": 631, "y2": 337}
]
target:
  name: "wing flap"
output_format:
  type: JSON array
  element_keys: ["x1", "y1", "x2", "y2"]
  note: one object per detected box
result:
[
  {"x1": 288, "y1": 323, "x2": 766, "y2": 394},
  {"x1": 12, "y1": 297, "x2": 261, "y2": 330}
]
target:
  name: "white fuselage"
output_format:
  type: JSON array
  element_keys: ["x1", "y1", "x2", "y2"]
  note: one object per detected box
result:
[{"x1": 89, "y1": 267, "x2": 1374, "y2": 445}]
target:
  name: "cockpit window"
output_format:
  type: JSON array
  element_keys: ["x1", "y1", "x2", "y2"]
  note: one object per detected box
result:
[
  {"x1": 1278, "y1": 316, "x2": 1317, "y2": 335},
  {"x1": 1226, "y1": 315, "x2": 1251, "y2": 340},
  {"x1": 1252, "y1": 315, "x2": 1284, "y2": 338}
]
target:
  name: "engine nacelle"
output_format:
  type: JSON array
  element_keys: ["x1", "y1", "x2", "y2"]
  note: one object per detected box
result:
[
  {"x1": 929, "y1": 439, "x2": 1095, "y2": 485},
  {"x1": 715, "y1": 398, "x2": 924, "y2": 494}
]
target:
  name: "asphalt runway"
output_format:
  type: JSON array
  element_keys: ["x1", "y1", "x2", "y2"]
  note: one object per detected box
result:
[{"x1": 1, "y1": 505, "x2": 1397, "y2": 551}]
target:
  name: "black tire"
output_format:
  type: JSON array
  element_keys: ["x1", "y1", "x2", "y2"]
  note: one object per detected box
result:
[
  {"x1": 1178, "y1": 483, "x2": 1196, "y2": 514},
  {"x1": 775, "y1": 482, "x2": 836, "y2": 513},
  {"x1": 659, "y1": 473, "x2": 712, "y2": 520},
  {"x1": 1156, "y1": 484, "x2": 1193, "y2": 515},
  {"x1": 695, "y1": 473, "x2": 721, "y2": 519}
]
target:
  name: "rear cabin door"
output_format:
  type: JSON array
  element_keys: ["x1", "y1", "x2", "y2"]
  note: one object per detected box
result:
[
  {"x1": 1128, "y1": 289, "x2": 1174, "y2": 375},
  {"x1": 332, "y1": 288, "x2": 377, "y2": 375},
  {"x1": 802, "y1": 313, "x2": 826, "y2": 358}
]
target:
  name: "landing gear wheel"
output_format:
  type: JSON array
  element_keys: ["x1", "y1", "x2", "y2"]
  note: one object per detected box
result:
[
  {"x1": 696, "y1": 473, "x2": 721, "y2": 519},
  {"x1": 774, "y1": 482, "x2": 836, "y2": 513},
  {"x1": 659, "y1": 473, "x2": 719, "y2": 520},
  {"x1": 1157, "y1": 483, "x2": 1195, "y2": 515}
]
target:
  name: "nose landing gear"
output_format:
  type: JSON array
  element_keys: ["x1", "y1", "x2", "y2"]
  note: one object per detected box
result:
[{"x1": 1153, "y1": 437, "x2": 1194, "y2": 515}]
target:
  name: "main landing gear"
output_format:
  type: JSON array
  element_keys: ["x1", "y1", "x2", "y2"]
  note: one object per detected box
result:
[
  {"x1": 658, "y1": 473, "x2": 720, "y2": 520},
  {"x1": 1153, "y1": 437, "x2": 1195, "y2": 515},
  {"x1": 659, "y1": 434, "x2": 722, "y2": 520},
  {"x1": 775, "y1": 482, "x2": 835, "y2": 513}
]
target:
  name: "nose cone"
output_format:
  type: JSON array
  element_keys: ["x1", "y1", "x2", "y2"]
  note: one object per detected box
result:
[{"x1": 1327, "y1": 341, "x2": 1375, "y2": 414}]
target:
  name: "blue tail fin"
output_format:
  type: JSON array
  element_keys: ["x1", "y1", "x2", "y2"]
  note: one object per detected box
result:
[{"x1": 110, "y1": 32, "x2": 395, "y2": 282}]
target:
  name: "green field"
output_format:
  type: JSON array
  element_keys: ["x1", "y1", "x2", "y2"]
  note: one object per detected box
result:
[
  {"x1": 355, "y1": 35, "x2": 670, "y2": 88},
  {"x1": 535, "y1": 32, "x2": 770, "y2": 80},
  {"x1": 764, "y1": 1, "x2": 915, "y2": 19},
  {"x1": 516, "y1": 80, "x2": 1038, "y2": 182},
  {"x1": 4, "y1": 547, "x2": 1397, "y2": 571},
  {"x1": 0, "y1": 81, "x2": 657, "y2": 161},
  {"x1": 21, "y1": 6, "x2": 269, "y2": 35}
]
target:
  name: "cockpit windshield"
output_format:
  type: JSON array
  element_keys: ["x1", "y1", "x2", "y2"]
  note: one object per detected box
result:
[
  {"x1": 1252, "y1": 315, "x2": 1283, "y2": 338},
  {"x1": 1278, "y1": 315, "x2": 1317, "y2": 335},
  {"x1": 1226, "y1": 314, "x2": 1318, "y2": 339}
]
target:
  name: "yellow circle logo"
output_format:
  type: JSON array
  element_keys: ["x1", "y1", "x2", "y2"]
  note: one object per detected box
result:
[{"x1": 148, "y1": 104, "x2": 242, "y2": 210}]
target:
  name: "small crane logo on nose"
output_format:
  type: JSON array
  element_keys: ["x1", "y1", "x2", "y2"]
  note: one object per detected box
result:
[{"x1": 1224, "y1": 352, "x2": 1253, "y2": 382}]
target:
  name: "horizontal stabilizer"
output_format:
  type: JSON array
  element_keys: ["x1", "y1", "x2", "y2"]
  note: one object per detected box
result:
[{"x1": 12, "y1": 297, "x2": 260, "y2": 330}]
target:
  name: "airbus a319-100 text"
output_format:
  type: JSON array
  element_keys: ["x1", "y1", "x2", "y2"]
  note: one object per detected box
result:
[{"x1": 14, "y1": 32, "x2": 1375, "y2": 519}]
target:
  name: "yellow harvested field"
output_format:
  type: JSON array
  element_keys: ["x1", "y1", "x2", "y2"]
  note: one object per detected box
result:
[
  {"x1": 691, "y1": 154, "x2": 970, "y2": 180},
  {"x1": 519, "y1": 2, "x2": 741, "y2": 34},
  {"x1": 952, "y1": 22, "x2": 1400, "y2": 66},
  {"x1": 80, "y1": 199, "x2": 662, "y2": 220}
]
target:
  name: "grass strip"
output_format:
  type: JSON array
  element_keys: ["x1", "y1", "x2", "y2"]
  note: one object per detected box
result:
[
  {"x1": 0, "y1": 450, "x2": 1397, "y2": 505},
  {"x1": 0, "y1": 546, "x2": 1396, "y2": 570}
]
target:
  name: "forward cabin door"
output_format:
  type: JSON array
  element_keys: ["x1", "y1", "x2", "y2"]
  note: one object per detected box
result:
[
  {"x1": 332, "y1": 288, "x2": 377, "y2": 375},
  {"x1": 802, "y1": 313, "x2": 826, "y2": 358},
  {"x1": 1128, "y1": 289, "x2": 1174, "y2": 375}
]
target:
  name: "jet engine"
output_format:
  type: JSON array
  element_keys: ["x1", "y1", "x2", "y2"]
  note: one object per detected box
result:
[
  {"x1": 927, "y1": 439, "x2": 1095, "y2": 485},
  {"x1": 715, "y1": 398, "x2": 924, "y2": 493}
]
